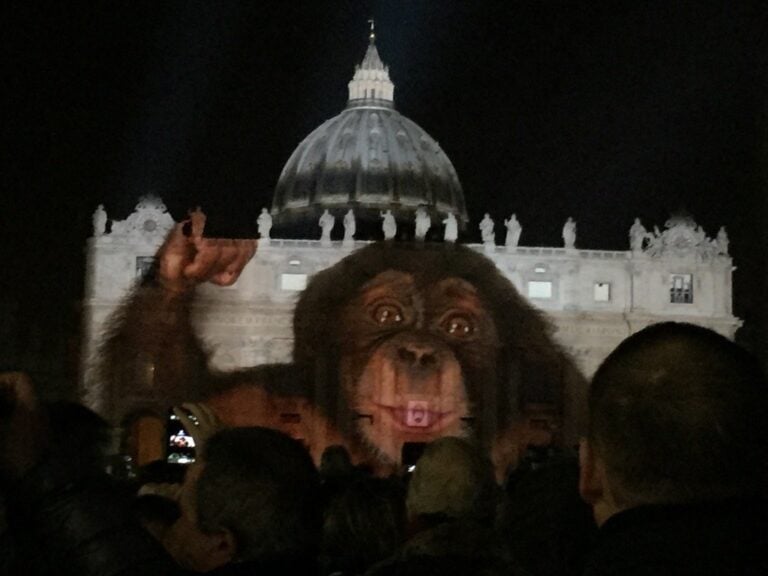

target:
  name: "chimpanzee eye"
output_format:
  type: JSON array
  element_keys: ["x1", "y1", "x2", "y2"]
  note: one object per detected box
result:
[
  {"x1": 372, "y1": 303, "x2": 404, "y2": 325},
  {"x1": 442, "y1": 313, "x2": 475, "y2": 337}
]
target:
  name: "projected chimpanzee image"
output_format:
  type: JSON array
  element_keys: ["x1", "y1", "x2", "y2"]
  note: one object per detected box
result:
[{"x1": 100, "y1": 226, "x2": 583, "y2": 476}]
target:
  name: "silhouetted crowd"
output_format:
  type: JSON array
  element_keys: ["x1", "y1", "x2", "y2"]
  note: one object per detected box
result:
[{"x1": 1, "y1": 322, "x2": 767, "y2": 575}]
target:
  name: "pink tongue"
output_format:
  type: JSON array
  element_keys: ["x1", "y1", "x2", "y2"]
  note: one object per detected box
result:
[{"x1": 406, "y1": 400, "x2": 431, "y2": 427}]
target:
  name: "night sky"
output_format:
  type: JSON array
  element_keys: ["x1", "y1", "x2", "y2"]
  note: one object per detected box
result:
[{"x1": 3, "y1": 1, "x2": 767, "y2": 389}]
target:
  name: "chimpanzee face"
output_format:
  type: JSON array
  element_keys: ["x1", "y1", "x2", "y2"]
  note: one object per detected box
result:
[{"x1": 339, "y1": 270, "x2": 501, "y2": 463}]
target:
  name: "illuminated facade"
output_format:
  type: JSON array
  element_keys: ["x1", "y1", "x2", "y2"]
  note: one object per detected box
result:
[{"x1": 80, "y1": 33, "x2": 740, "y2": 448}]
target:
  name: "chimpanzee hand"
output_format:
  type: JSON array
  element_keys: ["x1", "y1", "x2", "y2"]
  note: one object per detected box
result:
[
  {"x1": 0, "y1": 372, "x2": 50, "y2": 480},
  {"x1": 155, "y1": 220, "x2": 257, "y2": 294}
]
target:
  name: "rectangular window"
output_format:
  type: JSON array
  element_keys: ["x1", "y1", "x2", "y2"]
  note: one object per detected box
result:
[
  {"x1": 136, "y1": 256, "x2": 156, "y2": 278},
  {"x1": 594, "y1": 282, "x2": 611, "y2": 302},
  {"x1": 281, "y1": 273, "x2": 307, "y2": 291},
  {"x1": 670, "y1": 274, "x2": 693, "y2": 303},
  {"x1": 527, "y1": 281, "x2": 552, "y2": 299}
]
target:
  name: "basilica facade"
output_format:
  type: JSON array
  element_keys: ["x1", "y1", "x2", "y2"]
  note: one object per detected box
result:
[{"x1": 80, "y1": 31, "x2": 740, "y2": 448}]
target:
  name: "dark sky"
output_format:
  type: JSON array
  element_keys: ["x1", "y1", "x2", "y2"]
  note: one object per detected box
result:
[{"x1": 3, "y1": 1, "x2": 767, "y2": 379}]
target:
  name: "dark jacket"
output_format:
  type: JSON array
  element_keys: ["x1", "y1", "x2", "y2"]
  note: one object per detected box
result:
[
  {"x1": 583, "y1": 498, "x2": 768, "y2": 576},
  {"x1": 3, "y1": 458, "x2": 175, "y2": 576},
  {"x1": 3, "y1": 457, "x2": 319, "y2": 576},
  {"x1": 365, "y1": 518, "x2": 527, "y2": 576},
  {"x1": 198, "y1": 554, "x2": 317, "y2": 576}
]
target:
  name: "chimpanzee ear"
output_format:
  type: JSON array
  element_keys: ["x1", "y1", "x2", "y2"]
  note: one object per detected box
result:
[{"x1": 578, "y1": 438, "x2": 605, "y2": 505}]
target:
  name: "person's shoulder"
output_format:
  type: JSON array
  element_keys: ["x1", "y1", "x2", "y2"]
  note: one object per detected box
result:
[{"x1": 587, "y1": 499, "x2": 768, "y2": 576}]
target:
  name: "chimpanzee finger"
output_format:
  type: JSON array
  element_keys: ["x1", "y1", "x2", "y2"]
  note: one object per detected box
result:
[
  {"x1": 154, "y1": 223, "x2": 198, "y2": 292},
  {"x1": 233, "y1": 239, "x2": 258, "y2": 270},
  {"x1": 183, "y1": 238, "x2": 223, "y2": 281},
  {"x1": 205, "y1": 242, "x2": 239, "y2": 286},
  {"x1": 213, "y1": 240, "x2": 241, "y2": 274},
  {"x1": 210, "y1": 240, "x2": 256, "y2": 286}
]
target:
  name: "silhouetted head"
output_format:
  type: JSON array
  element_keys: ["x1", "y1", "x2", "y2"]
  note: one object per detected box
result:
[
  {"x1": 580, "y1": 322, "x2": 768, "y2": 523},
  {"x1": 406, "y1": 436, "x2": 499, "y2": 523},
  {"x1": 163, "y1": 427, "x2": 320, "y2": 571}
]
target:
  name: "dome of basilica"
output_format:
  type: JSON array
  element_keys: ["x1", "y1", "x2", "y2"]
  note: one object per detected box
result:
[{"x1": 271, "y1": 30, "x2": 467, "y2": 235}]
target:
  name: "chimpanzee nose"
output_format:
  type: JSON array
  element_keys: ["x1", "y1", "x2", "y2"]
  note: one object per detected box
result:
[{"x1": 397, "y1": 343, "x2": 438, "y2": 369}]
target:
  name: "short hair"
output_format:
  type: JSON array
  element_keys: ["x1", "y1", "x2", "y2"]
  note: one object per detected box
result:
[
  {"x1": 195, "y1": 427, "x2": 321, "y2": 560},
  {"x1": 588, "y1": 322, "x2": 768, "y2": 505}
]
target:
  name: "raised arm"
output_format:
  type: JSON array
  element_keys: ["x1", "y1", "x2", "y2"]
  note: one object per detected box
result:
[{"x1": 98, "y1": 222, "x2": 257, "y2": 407}]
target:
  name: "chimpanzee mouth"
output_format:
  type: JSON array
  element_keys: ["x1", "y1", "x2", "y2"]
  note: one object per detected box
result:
[{"x1": 375, "y1": 400, "x2": 456, "y2": 432}]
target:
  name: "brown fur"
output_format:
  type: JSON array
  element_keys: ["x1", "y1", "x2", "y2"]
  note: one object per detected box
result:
[
  {"x1": 211, "y1": 243, "x2": 584, "y2": 474},
  {"x1": 101, "y1": 241, "x2": 584, "y2": 476}
]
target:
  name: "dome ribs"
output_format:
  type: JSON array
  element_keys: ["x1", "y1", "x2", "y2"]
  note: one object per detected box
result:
[{"x1": 270, "y1": 33, "x2": 467, "y2": 230}]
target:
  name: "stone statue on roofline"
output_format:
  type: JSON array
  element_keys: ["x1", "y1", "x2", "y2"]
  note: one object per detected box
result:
[
  {"x1": 106, "y1": 195, "x2": 174, "y2": 239},
  {"x1": 257, "y1": 208, "x2": 272, "y2": 243},
  {"x1": 343, "y1": 209, "x2": 356, "y2": 248},
  {"x1": 92, "y1": 204, "x2": 107, "y2": 237},
  {"x1": 715, "y1": 226, "x2": 729, "y2": 256},
  {"x1": 629, "y1": 218, "x2": 648, "y2": 254},
  {"x1": 414, "y1": 206, "x2": 431, "y2": 241},
  {"x1": 645, "y1": 225, "x2": 664, "y2": 257},
  {"x1": 504, "y1": 214, "x2": 522, "y2": 250},
  {"x1": 643, "y1": 213, "x2": 722, "y2": 260},
  {"x1": 562, "y1": 217, "x2": 577, "y2": 249},
  {"x1": 442, "y1": 212, "x2": 458, "y2": 243},
  {"x1": 381, "y1": 209, "x2": 397, "y2": 240},
  {"x1": 319, "y1": 209, "x2": 335, "y2": 247},
  {"x1": 479, "y1": 213, "x2": 495, "y2": 248}
]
